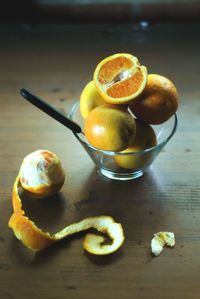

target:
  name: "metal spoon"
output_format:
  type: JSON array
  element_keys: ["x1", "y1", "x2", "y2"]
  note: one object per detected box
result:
[{"x1": 20, "y1": 88, "x2": 82, "y2": 133}]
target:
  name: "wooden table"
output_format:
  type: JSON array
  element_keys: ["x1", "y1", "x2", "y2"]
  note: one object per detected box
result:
[{"x1": 0, "y1": 22, "x2": 200, "y2": 299}]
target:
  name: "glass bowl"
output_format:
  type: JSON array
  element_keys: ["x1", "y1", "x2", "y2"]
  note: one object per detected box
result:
[{"x1": 69, "y1": 102, "x2": 178, "y2": 181}]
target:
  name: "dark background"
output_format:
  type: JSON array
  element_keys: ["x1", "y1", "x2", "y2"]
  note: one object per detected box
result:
[{"x1": 1, "y1": 0, "x2": 200, "y2": 24}]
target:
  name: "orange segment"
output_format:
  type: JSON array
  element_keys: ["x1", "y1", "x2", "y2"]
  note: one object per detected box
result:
[
  {"x1": 97, "y1": 56, "x2": 134, "y2": 84},
  {"x1": 107, "y1": 68, "x2": 145, "y2": 98},
  {"x1": 93, "y1": 53, "x2": 147, "y2": 104}
]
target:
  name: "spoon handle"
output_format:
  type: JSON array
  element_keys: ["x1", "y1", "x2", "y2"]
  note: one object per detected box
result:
[{"x1": 20, "y1": 88, "x2": 82, "y2": 133}]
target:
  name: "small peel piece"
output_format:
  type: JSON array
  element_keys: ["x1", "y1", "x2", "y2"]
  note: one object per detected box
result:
[
  {"x1": 8, "y1": 175, "x2": 124, "y2": 255},
  {"x1": 151, "y1": 232, "x2": 175, "y2": 256}
]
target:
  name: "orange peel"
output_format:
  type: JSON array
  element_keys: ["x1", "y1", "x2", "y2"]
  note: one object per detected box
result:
[
  {"x1": 151, "y1": 232, "x2": 175, "y2": 256},
  {"x1": 9, "y1": 175, "x2": 124, "y2": 255}
]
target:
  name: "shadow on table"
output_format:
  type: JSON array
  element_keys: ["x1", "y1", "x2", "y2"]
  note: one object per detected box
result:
[
  {"x1": 9, "y1": 165, "x2": 169, "y2": 266},
  {"x1": 71, "y1": 165, "x2": 168, "y2": 219}
]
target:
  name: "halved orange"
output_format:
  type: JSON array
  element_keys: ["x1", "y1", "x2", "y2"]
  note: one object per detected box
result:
[{"x1": 93, "y1": 53, "x2": 147, "y2": 104}]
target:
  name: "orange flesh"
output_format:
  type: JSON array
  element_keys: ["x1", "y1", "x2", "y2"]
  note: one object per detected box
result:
[
  {"x1": 41, "y1": 151, "x2": 54, "y2": 164},
  {"x1": 98, "y1": 57, "x2": 134, "y2": 84},
  {"x1": 107, "y1": 68, "x2": 144, "y2": 98}
]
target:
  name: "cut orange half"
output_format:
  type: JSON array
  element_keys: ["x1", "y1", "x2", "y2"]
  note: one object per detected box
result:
[{"x1": 93, "y1": 53, "x2": 147, "y2": 104}]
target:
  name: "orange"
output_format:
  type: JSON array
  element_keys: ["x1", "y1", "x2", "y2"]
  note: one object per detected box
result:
[
  {"x1": 80, "y1": 81, "x2": 106, "y2": 119},
  {"x1": 84, "y1": 104, "x2": 136, "y2": 152},
  {"x1": 19, "y1": 150, "x2": 65, "y2": 198},
  {"x1": 93, "y1": 53, "x2": 147, "y2": 104},
  {"x1": 114, "y1": 119, "x2": 157, "y2": 169},
  {"x1": 129, "y1": 74, "x2": 178, "y2": 124}
]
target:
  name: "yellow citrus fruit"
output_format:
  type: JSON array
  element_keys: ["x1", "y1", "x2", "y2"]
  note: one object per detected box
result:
[
  {"x1": 129, "y1": 74, "x2": 178, "y2": 124},
  {"x1": 19, "y1": 150, "x2": 65, "y2": 198},
  {"x1": 114, "y1": 119, "x2": 157, "y2": 169},
  {"x1": 93, "y1": 53, "x2": 147, "y2": 104},
  {"x1": 80, "y1": 81, "x2": 106, "y2": 119},
  {"x1": 84, "y1": 104, "x2": 136, "y2": 152}
]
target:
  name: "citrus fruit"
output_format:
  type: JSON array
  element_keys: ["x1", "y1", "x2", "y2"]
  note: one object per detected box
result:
[
  {"x1": 93, "y1": 53, "x2": 147, "y2": 104},
  {"x1": 84, "y1": 104, "x2": 136, "y2": 152},
  {"x1": 80, "y1": 81, "x2": 106, "y2": 119},
  {"x1": 114, "y1": 118, "x2": 157, "y2": 169},
  {"x1": 19, "y1": 150, "x2": 65, "y2": 198},
  {"x1": 129, "y1": 74, "x2": 178, "y2": 124}
]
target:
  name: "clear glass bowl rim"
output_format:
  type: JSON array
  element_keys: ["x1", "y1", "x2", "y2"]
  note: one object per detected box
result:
[{"x1": 69, "y1": 102, "x2": 178, "y2": 156}]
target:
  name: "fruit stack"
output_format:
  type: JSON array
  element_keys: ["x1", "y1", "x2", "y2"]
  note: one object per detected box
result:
[{"x1": 80, "y1": 53, "x2": 178, "y2": 169}]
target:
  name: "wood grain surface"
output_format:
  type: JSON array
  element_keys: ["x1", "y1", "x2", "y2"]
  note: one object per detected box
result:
[{"x1": 0, "y1": 22, "x2": 200, "y2": 299}]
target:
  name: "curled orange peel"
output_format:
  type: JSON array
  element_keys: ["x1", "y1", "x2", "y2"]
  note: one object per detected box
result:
[{"x1": 8, "y1": 175, "x2": 125, "y2": 255}]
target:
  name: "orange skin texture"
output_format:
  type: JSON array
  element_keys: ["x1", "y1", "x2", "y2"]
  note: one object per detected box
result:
[
  {"x1": 129, "y1": 74, "x2": 178, "y2": 124},
  {"x1": 23, "y1": 181, "x2": 65, "y2": 199},
  {"x1": 84, "y1": 104, "x2": 136, "y2": 152},
  {"x1": 80, "y1": 81, "x2": 106, "y2": 119},
  {"x1": 8, "y1": 176, "x2": 55, "y2": 251},
  {"x1": 9, "y1": 213, "x2": 55, "y2": 251}
]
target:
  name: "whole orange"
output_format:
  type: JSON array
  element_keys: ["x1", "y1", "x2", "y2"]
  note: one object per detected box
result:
[
  {"x1": 129, "y1": 74, "x2": 178, "y2": 124},
  {"x1": 114, "y1": 119, "x2": 157, "y2": 169},
  {"x1": 80, "y1": 81, "x2": 105, "y2": 119},
  {"x1": 84, "y1": 104, "x2": 136, "y2": 152}
]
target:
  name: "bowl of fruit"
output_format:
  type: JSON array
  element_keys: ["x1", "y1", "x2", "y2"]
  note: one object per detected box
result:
[{"x1": 70, "y1": 53, "x2": 178, "y2": 180}]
